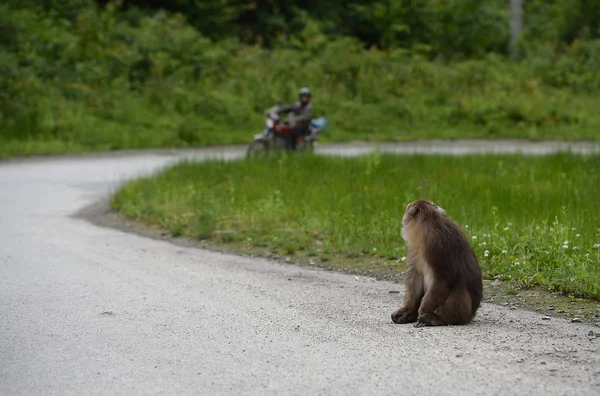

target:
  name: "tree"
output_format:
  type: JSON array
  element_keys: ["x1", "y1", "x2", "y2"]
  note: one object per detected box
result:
[{"x1": 510, "y1": 0, "x2": 523, "y2": 60}]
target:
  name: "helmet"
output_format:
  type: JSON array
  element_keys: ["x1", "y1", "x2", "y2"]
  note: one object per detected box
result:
[{"x1": 299, "y1": 87, "x2": 311, "y2": 98}]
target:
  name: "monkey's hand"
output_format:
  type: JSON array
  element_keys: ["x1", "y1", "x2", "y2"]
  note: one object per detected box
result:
[
  {"x1": 414, "y1": 313, "x2": 448, "y2": 327},
  {"x1": 414, "y1": 319, "x2": 430, "y2": 328}
]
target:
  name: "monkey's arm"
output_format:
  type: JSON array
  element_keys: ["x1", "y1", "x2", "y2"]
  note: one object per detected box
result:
[
  {"x1": 418, "y1": 281, "x2": 450, "y2": 315},
  {"x1": 416, "y1": 233, "x2": 455, "y2": 326},
  {"x1": 419, "y1": 233, "x2": 456, "y2": 317},
  {"x1": 415, "y1": 281, "x2": 451, "y2": 327}
]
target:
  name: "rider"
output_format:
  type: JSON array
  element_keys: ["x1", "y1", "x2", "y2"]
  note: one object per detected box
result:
[{"x1": 275, "y1": 87, "x2": 313, "y2": 150}]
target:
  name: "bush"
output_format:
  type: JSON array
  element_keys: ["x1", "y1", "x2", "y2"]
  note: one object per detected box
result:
[{"x1": 1, "y1": 1, "x2": 599, "y2": 158}]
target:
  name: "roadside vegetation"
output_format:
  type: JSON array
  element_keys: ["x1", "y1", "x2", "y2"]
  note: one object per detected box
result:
[
  {"x1": 112, "y1": 152, "x2": 600, "y2": 300},
  {"x1": 2, "y1": 1, "x2": 600, "y2": 158}
]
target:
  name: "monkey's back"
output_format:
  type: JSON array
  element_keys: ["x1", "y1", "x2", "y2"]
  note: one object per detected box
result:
[{"x1": 423, "y1": 217, "x2": 483, "y2": 310}]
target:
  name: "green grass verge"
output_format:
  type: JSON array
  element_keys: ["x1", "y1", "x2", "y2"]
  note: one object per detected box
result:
[{"x1": 112, "y1": 152, "x2": 600, "y2": 300}]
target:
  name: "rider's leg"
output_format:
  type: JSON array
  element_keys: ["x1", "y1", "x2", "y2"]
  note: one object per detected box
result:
[
  {"x1": 284, "y1": 134, "x2": 294, "y2": 150},
  {"x1": 290, "y1": 129, "x2": 301, "y2": 150}
]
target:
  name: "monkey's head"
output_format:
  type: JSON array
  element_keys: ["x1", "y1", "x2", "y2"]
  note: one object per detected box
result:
[{"x1": 401, "y1": 199, "x2": 447, "y2": 241}]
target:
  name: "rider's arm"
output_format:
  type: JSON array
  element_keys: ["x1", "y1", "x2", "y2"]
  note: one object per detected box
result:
[
  {"x1": 277, "y1": 102, "x2": 296, "y2": 114},
  {"x1": 295, "y1": 103, "x2": 313, "y2": 124}
]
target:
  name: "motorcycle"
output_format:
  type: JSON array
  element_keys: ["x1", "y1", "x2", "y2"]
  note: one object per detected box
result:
[{"x1": 246, "y1": 103, "x2": 328, "y2": 158}]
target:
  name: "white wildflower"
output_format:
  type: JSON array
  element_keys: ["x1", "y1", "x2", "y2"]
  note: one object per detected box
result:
[
  {"x1": 401, "y1": 256, "x2": 407, "y2": 262},
  {"x1": 502, "y1": 250, "x2": 508, "y2": 254},
  {"x1": 484, "y1": 250, "x2": 489, "y2": 257},
  {"x1": 504, "y1": 227, "x2": 510, "y2": 231},
  {"x1": 562, "y1": 245, "x2": 569, "y2": 249},
  {"x1": 593, "y1": 243, "x2": 600, "y2": 249},
  {"x1": 465, "y1": 225, "x2": 469, "y2": 229},
  {"x1": 514, "y1": 262, "x2": 520, "y2": 266},
  {"x1": 563, "y1": 241, "x2": 569, "y2": 245},
  {"x1": 576, "y1": 234, "x2": 580, "y2": 237},
  {"x1": 472, "y1": 236, "x2": 477, "y2": 240}
]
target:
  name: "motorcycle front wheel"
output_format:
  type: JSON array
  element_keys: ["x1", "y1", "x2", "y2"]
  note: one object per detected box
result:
[{"x1": 246, "y1": 140, "x2": 269, "y2": 158}]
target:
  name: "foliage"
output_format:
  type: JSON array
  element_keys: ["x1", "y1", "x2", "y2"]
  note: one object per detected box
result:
[
  {"x1": 1, "y1": 1, "x2": 600, "y2": 158},
  {"x1": 112, "y1": 153, "x2": 600, "y2": 299},
  {"x1": 117, "y1": 0, "x2": 600, "y2": 56}
]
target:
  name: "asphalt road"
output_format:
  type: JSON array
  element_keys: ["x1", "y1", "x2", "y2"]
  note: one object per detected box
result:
[{"x1": 1, "y1": 141, "x2": 600, "y2": 396}]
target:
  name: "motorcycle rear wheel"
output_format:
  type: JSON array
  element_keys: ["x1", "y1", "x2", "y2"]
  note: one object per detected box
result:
[{"x1": 300, "y1": 138, "x2": 314, "y2": 152}]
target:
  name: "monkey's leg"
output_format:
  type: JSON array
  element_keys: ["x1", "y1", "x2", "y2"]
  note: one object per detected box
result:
[
  {"x1": 414, "y1": 282, "x2": 450, "y2": 327},
  {"x1": 391, "y1": 267, "x2": 423, "y2": 324},
  {"x1": 436, "y1": 289, "x2": 474, "y2": 326}
]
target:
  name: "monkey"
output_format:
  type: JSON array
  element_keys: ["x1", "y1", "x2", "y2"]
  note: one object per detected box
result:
[{"x1": 391, "y1": 199, "x2": 483, "y2": 327}]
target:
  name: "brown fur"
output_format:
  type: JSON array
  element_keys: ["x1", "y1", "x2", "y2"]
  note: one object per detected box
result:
[{"x1": 391, "y1": 199, "x2": 483, "y2": 327}]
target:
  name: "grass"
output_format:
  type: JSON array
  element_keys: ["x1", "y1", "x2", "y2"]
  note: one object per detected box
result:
[{"x1": 112, "y1": 151, "x2": 600, "y2": 300}]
